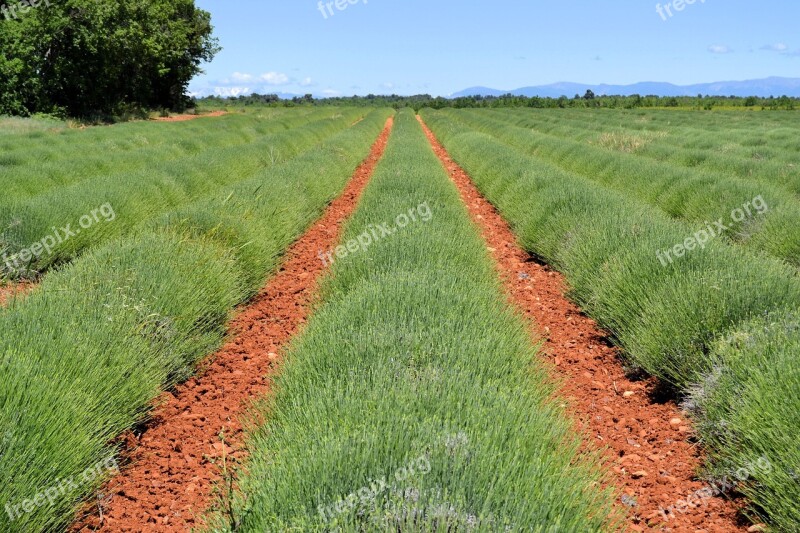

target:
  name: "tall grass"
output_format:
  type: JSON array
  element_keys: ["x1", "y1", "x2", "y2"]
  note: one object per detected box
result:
[
  {"x1": 421, "y1": 108, "x2": 800, "y2": 531},
  {"x1": 0, "y1": 109, "x2": 367, "y2": 279},
  {"x1": 686, "y1": 310, "x2": 800, "y2": 529},
  {"x1": 205, "y1": 110, "x2": 617, "y2": 532},
  {"x1": 442, "y1": 109, "x2": 800, "y2": 266},
  {"x1": 0, "y1": 109, "x2": 392, "y2": 532},
  {"x1": 483, "y1": 108, "x2": 800, "y2": 196},
  {"x1": 0, "y1": 109, "x2": 323, "y2": 202},
  {"x1": 0, "y1": 116, "x2": 66, "y2": 136}
]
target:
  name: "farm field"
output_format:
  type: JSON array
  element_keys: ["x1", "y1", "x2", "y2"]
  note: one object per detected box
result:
[
  {"x1": 0, "y1": 108, "x2": 371, "y2": 277},
  {"x1": 0, "y1": 107, "x2": 798, "y2": 533}
]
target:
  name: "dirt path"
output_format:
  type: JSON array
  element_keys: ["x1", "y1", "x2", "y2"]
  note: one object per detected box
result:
[
  {"x1": 417, "y1": 116, "x2": 746, "y2": 533},
  {"x1": 154, "y1": 111, "x2": 227, "y2": 122},
  {"x1": 71, "y1": 117, "x2": 394, "y2": 532},
  {"x1": 0, "y1": 282, "x2": 33, "y2": 307}
]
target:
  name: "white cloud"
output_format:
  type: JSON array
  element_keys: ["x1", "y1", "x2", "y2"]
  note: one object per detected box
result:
[
  {"x1": 322, "y1": 89, "x2": 341, "y2": 96},
  {"x1": 260, "y1": 72, "x2": 290, "y2": 85},
  {"x1": 190, "y1": 71, "x2": 320, "y2": 98},
  {"x1": 230, "y1": 72, "x2": 255, "y2": 83},
  {"x1": 761, "y1": 43, "x2": 789, "y2": 52},
  {"x1": 708, "y1": 44, "x2": 733, "y2": 54},
  {"x1": 213, "y1": 87, "x2": 252, "y2": 97},
  {"x1": 222, "y1": 72, "x2": 290, "y2": 86}
]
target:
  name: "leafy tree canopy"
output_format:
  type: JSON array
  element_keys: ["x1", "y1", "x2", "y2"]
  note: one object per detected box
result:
[{"x1": 0, "y1": 0, "x2": 219, "y2": 117}]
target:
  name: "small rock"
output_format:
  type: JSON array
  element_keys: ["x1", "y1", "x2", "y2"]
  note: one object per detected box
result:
[
  {"x1": 623, "y1": 391, "x2": 635, "y2": 398},
  {"x1": 748, "y1": 525, "x2": 766, "y2": 532},
  {"x1": 631, "y1": 470, "x2": 648, "y2": 479},
  {"x1": 669, "y1": 417, "x2": 682, "y2": 426}
]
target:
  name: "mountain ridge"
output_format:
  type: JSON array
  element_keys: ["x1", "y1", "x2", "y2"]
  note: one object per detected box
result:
[{"x1": 450, "y1": 77, "x2": 800, "y2": 98}]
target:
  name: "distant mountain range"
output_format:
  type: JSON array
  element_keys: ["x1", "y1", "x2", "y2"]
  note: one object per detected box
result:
[{"x1": 450, "y1": 77, "x2": 800, "y2": 98}]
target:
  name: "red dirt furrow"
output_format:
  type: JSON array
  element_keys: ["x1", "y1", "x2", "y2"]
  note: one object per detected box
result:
[
  {"x1": 417, "y1": 116, "x2": 746, "y2": 533},
  {"x1": 0, "y1": 282, "x2": 33, "y2": 307},
  {"x1": 154, "y1": 111, "x2": 227, "y2": 122},
  {"x1": 71, "y1": 117, "x2": 394, "y2": 532}
]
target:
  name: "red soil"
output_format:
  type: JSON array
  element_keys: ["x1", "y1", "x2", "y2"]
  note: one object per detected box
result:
[
  {"x1": 154, "y1": 111, "x2": 227, "y2": 122},
  {"x1": 417, "y1": 116, "x2": 746, "y2": 533},
  {"x1": 71, "y1": 117, "x2": 394, "y2": 532},
  {"x1": 0, "y1": 282, "x2": 33, "y2": 307}
]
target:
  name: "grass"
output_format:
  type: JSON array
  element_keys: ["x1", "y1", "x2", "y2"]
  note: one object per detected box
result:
[
  {"x1": 594, "y1": 130, "x2": 668, "y2": 153},
  {"x1": 420, "y1": 108, "x2": 800, "y2": 532},
  {"x1": 0, "y1": 109, "x2": 368, "y2": 279},
  {"x1": 204, "y1": 109, "x2": 617, "y2": 532},
  {"x1": 486, "y1": 108, "x2": 800, "y2": 197},
  {"x1": 686, "y1": 310, "x2": 800, "y2": 530},
  {"x1": 441, "y1": 109, "x2": 800, "y2": 266},
  {"x1": 0, "y1": 109, "x2": 392, "y2": 532},
  {"x1": 0, "y1": 115, "x2": 67, "y2": 136},
  {"x1": 0, "y1": 109, "x2": 321, "y2": 202}
]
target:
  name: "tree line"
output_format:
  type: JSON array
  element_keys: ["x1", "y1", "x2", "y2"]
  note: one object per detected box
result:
[{"x1": 200, "y1": 92, "x2": 798, "y2": 112}]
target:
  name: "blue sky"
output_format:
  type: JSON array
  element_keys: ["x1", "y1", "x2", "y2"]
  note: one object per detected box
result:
[{"x1": 189, "y1": 0, "x2": 800, "y2": 98}]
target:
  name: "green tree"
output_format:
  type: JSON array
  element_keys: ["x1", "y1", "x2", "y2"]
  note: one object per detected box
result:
[{"x1": 0, "y1": 0, "x2": 220, "y2": 117}]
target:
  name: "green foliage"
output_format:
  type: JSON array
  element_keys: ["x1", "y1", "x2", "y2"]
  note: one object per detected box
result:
[
  {"x1": 205, "y1": 110, "x2": 617, "y2": 532},
  {"x1": 442, "y1": 108, "x2": 800, "y2": 266},
  {"x1": 198, "y1": 93, "x2": 800, "y2": 113},
  {"x1": 0, "y1": 109, "x2": 366, "y2": 279},
  {"x1": 0, "y1": 109, "x2": 392, "y2": 532},
  {"x1": 482, "y1": 107, "x2": 800, "y2": 194},
  {"x1": 0, "y1": 0, "x2": 219, "y2": 117},
  {"x1": 685, "y1": 310, "x2": 800, "y2": 531},
  {"x1": 421, "y1": 108, "x2": 800, "y2": 531}
]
